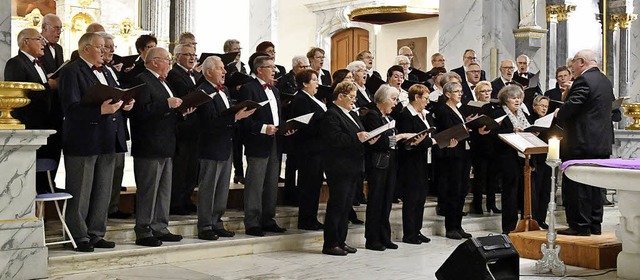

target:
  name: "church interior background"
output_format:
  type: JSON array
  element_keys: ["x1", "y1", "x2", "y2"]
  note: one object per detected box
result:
[{"x1": 2, "y1": 0, "x2": 640, "y2": 279}]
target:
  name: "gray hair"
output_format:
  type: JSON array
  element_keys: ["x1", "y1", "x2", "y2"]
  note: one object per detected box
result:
[
  {"x1": 77, "y1": 32, "x2": 101, "y2": 50},
  {"x1": 17, "y1": 28, "x2": 38, "y2": 46},
  {"x1": 533, "y1": 95, "x2": 550, "y2": 106},
  {"x1": 253, "y1": 55, "x2": 273, "y2": 69},
  {"x1": 437, "y1": 72, "x2": 461, "y2": 87},
  {"x1": 173, "y1": 43, "x2": 194, "y2": 56},
  {"x1": 95, "y1": 31, "x2": 114, "y2": 40},
  {"x1": 394, "y1": 55, "x2": 410, "y2": 65},
  {"x1": 291, "y1": 55, "x2": 308, "y2": 69},
  {"x1": 144, "y1": 47, "x2": 168, "y2": 64},
  {"x1": 374, "y1": 84, "x2": 398, "y2": 104},
  {"x1": 202, "y1": 55, "x2": 222, "y2": 72},
  {"x1": 346, "y1": 60, "x2": 366, "y2": 73},
  {"x1": 517, "y1": 54, "x2": 530, "y2": 64},
  {"x1": 443, "y1": 81, "x2": 462, "y2": 95},
  {"x1": 223, "y1": 39, "x2": 240, "y2": 53},
  {"x1": 398, "y1": 46, "x2": 412, "y2": 55},
  {"x1": 41, "y1": 14, "x2": 60, "y2": 28},
  {"x1": 497, "y1": 85, "x2": 524, "y2": 105}
]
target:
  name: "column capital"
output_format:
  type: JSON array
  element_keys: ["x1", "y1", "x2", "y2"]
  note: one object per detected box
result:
[
  {"x1": 546, "y1": 4, "x2": 576, "y2": 22},
  {"x1": 611, "y1": 13, "x2": 638, "y2": 30}
]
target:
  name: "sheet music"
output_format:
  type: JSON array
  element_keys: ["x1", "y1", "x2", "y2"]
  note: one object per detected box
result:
[
  {"x1": 362, "y1": 120, "x2": 396, "y2": 142},
  {"x1": 288, "y1": 112, "x2": 314, "y2": 124}
]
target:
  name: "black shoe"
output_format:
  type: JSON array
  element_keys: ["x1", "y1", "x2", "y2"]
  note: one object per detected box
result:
[
  {"x1": 186, "y1": 203, "x2": 197, "y2": 212},
  {"x1": 75, "y1": 241, "x2": 94, "y2": 252},
  {"x1": 136, "y1": 236, "x2": 162, "y2": 247},
  {"x1": 365, "y1": 242, "x2": 386, "y2": 251},
  {"x1": 349, "y1": 217, "x2": 364, "y2": 225},
  {"x1": 539, "y1": 222, "x2": 549, "y2": 230},
  {"x1": 233, "y1": 175, "x2": 245, "y2": 184},
  {"x1": 590, "y1": 225, "x2": 602, "y2": 235},
  {"x1": 489, "y1": 206, "x2": 502, "y2": 214},
  {"x1": 198, "y1": 230, "x2": 219, "y2": 241},
  {"x1": 246, "y1": 227, "x2": 265, "y2": 237},
  {"x1": 392, "y1": 198, "x2": 401, "y2": 204},
  {"x1": 603, "y1": 198, "x2": 614, "y2": 206},
  {"x1": 298, "y1": 223, "x2": 321, "y2": 231},
  {"x1": 417, "y1": 233, "x2": 431, "y2": 243},
  {"x1": 341, "y1": 244, "x2": 357, "y2": 254},
  {"x1": 402, "y1": 236, "x2": 421, "y2": 244},
  {"x1": 314, "y1": 221, "x2": 324, "y2": 230},
  {"x1": 93, "y1": 239, "x2": 115, "y2": 248},
  {"x1": 262, "y1": 224, "x2": 287, "y2": 233},
  {"x1": 169, "y1": 208, "x2": 191, "y2": 215},
  {"x1": 436, "y1": 208, "x2": 446, "y2": 216},
  {"x1": 278, "y1": 177, "x2": 285, "y2": 183},
  {"x1": 445, "y1": 230, "x2": 462, "y2": 240},
  {"x1": 155, "y1": 232, "x2": 183, "y2": 242},
  {"x1": 557, "y1": 227, "x2": 590, "y2": 236},
  {"x1": 352, "y1": 200, "x2": 361, "y2": 206},
  {"x1": 384, "y1": 242, "x2": 398, "y2": 249},
  {"x1": 213, "y1": 228, "x2": 235, "y2": 237},
  {"x1": 358, "y1": 197, "x2": 367, "y2": 205},
  {"x1": 458, "y1": 230, "x2": 472, "y2": 239},
  {"x1": 461, "y1": 211, "x2": 468, "y2": 216},
  {"x1": 108, "y1": 210, "x2": 132, "y2": 219},
  {"x1": 322, "y1": 246, "x2": 347, "y2": 256}
]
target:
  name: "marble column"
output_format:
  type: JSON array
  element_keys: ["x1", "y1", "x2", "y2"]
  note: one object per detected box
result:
[
  {"x1": 629, "y1": 0, "x2": 640, "y2": 103},
  {"x1": 545, "y1": 3, "x2": 575, "y2": 87},
  {"x1": 0, "y1": 0, "x2": 11, "y2": 80},
  {"x1": 614, "y1": 13, "x2": 637, "y2": 100},
  {"x1": 140, "y1": 0, "x2": 171, "y2": 49},
  {"x1": 0, "y1": 130, "x2": 54, "y2": 279},
  {"x1": 248, "y1": 0, "x2": 277, "y2": 54},
  {"x1": 169, "y1": 0, "x2": 196, "y2": 52},
  {"x1": 514, "y1": 0, "x2": 547, "y2": 89},
  {"x1": 481, "y1": 0, "x2": 519, "y2": 80}
]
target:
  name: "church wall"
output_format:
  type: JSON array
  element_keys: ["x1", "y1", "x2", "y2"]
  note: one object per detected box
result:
[
  {"x1": 0, "y1": 0, "x2": 10, "y2": 80},
  {"x1": 276, "y1": 0, "x2": 317, "y2": 69},
  {"x1": 375, "y1": 18, "x2": 440, "y2": 74},
  {"x1": 193, "y1": 0, "x2": 250, "y2": 63},
  {"x1": 629, "y1": 0, "x2": 640, "y2": 102}
]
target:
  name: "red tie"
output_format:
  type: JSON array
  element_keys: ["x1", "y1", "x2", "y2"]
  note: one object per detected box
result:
[
  {"x1": 187, "y1": 70, "x2": 193, "y2": 76},
  {"x1": 159, "y1": 76, "x2": 166, "y2": 83},
  {"x1": 33, "y1": 58, "x2": 43, "y2": 67},
  {"x1": 91, "y1": 65, "x2": 103, "y2": 73},
  {"x1": 262, "y1": 84, "x2": 272, "y2": 90},
  {"x1": 216, "y1": 85, "x2": 225, "y2": 91}
]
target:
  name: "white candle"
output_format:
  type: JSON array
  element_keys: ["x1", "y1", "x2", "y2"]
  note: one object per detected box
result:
[{"x1": 547, "y1": 137, "x2": 560, "y2": 160}]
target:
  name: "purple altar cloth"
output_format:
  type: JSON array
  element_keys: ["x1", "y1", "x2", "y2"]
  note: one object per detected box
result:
[{"x1": 562, "y1": 158, "x2": 640, "y2": 170}]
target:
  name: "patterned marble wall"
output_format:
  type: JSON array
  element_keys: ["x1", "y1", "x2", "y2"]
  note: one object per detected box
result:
[
  {"x1": 629, "y1": 0, "x2": 640, "y2": 102},
  {"x1": 481, "y1": 0, "x2": 519, "y2": 80},
  {"x1": 249, "y1": 0, "x2": 278, "y2": 54},
  {"x1": 0, "y1": 0, "x2": 10, "y2": 80}
]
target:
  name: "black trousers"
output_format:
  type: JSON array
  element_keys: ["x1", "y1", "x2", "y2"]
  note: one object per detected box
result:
[
  {"x1": 283, "y1": 153, "x2": 299, "y2": 204},
  {"x1": 401, "y1": 165, "x2": 429, "y2": 239},
  {"x1": 364, "y1": 151, "x2": 397, "y2": 246},
  {"x1": 323, "y1": 171, "x2": 358, "y2": 249},
  {"x1": 498, "y1": 153, "x2": 522, "y2": 233},
  {"x1": 232, "y1": 127, "x2": 244, "y2": 177},
  {"x1": 438, "y1": 156, "x2": 467, "y2": 231},
  {"x1": 533, "y1": 159, "x2": 552, "y2": 224},
  {"x1": 297, "y1": 154, "x2": 323, "y2": 226},
  {"x1": 471, "y1": 156, "x2": 499, "y2": 211},
  {"x1": 170, "y1": 137, "x2": 199, "y2": 211}
]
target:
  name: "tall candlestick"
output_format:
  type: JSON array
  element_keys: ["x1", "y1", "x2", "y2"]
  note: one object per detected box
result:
[{"x1": 547, "y1": 137, "x2": 560, "y2": 160}]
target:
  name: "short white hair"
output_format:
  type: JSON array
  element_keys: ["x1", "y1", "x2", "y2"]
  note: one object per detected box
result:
[
  {"x1": 374, "y1": 84, "x2": 399, "y2": 104},
  {"x1": 291, "y1": 55, "x2": 308, "y2": 69},
  {"x1": 346, "y1": 60, "x2": 366, "y2": 73},
  {"x1": 202, "y1": 55, "x2": 222, "y2": 72},
  {"x1": 173, "y1": 43, "x2": 194, "y2": 56},
  {"x1": 95, "y1": 31, "x2": 114, "y2": 40},
  {"x1": 398, "y1": 46, "x2": 412, "y2": 55},
  {"x1": 394, "y1": 55, "x2": 410, "y2": 65}
]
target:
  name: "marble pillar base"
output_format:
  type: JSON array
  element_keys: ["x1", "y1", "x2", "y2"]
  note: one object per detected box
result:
[
  {"x1": 0, "y1": 130, "x2": 55, "y2": 279},
  {"x1": 617, "y1": 190, "x2": 640, "y2": 280}
]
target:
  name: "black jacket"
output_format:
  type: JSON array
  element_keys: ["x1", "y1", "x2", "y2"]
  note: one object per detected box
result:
[
  {"x1": 197, "y1": 82, "x2": 236, "y2": 161},
  {"x1": 320, "y1": 104, "x2": 365, "y2": 175},
  {"x1": 238, "y1": 78, "x2": 282, "y2": 158},
  {"x1": 289, "y1": 91, "x2": 326, "y2": 156},
  {"x1": 166, "y1": 64, "x2": 202, "y2": 141}
]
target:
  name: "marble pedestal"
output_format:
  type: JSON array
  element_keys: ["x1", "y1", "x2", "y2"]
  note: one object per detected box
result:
[
  {"x1": 564, "y1": 164, "x2": 640, "y2": 280},
  {"x1": 0, "y1": 130, "x2": 54, "y2": 279}
]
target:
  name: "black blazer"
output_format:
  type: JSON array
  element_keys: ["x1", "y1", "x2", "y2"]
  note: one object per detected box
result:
[
  {"x1": 491, "y1": 77, "x2": 507, "y2": 99},
  {"x1": 289, "y1": 91, "x2": 326, "y2": 156},
  {"x1": 556, "y1": 67, "x2": 614, "y2": 159},
  {"x1": 433, "y1": 104, "x2": 470, "y2": 159},
  {"x1": 276, "y1": 71, "x2": 297, "y2": 95},
  {"x1": 355, "y1": 86, "x2": 373, "y2": 108},
  {"x1": 460, "y1": 82, "x2": 475, "y2": 105},
  {"x1": 119, "y1": 58, "x2": 145, "y2": 87},
  {"x1": 367, "y1": 70, "x2": 382, "y2": 81},
  {"x1": 319, "y1": 69, "x2": 332, "y2": 86},
  {"x1": 238, "y1": 78, "x2": 282, "y2": 158},
  {"x1": 58, "y1": 58, "x2": 126, "y2": 156},
  {"x1": 197, "y1": 82, "x2": 236, "y2": 161},
  {"x1": 396, "y1": 106, "x2": 436, "y2": 184},
  {"x1": 275, "y1": 64, "x2": 287, "y2": 81},
  {"x1": 361, "y1": 106, "x2": 395, "y2": 153},
  {"x1": 41, "y1": 42, "x2": 64, "y2": 74},
  {"x1": 320, "y1": 104, "x2": 365, "y2": 175},
  {"x1": 452, "y1": 66, "x2": 487, "y2": 83},
  {"x1": 166, "y1": 64, "x2": 202, "y2": 141},
  {"x1": 4, "y1": 52, "x2": 53, "y2": 129},
  {"x1": 129, "y1": 69, "x2": 178, "y2": 158}
]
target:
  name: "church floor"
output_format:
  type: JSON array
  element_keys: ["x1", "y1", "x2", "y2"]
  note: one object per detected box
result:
[{"x1": 48, "y1": 230, "x2": 619, "y2": 280}]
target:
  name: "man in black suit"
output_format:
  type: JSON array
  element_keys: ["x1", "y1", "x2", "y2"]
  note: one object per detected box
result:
[
  {"x1": 491, "y1": 60, "x2": 516, "y2": 98},
  {"x1": 58, "y1": 32, "x2": 133, "y2": 252},
  {"x1": 40, "y1": 14, "x2": 64, "y2": 74},
  {"x1": 556, "y1": 49, "x2": 615, "y2": 236},
  {"x1": 4, "y1": 28, "x2": 59, "y2": 194},
  {"x1": 545, "y1": 66, "x2": 571, "y2": 104},
  {"x1": 256, "y1": 41, "x2": 287, "y2": 81},
  {"x1": 166, "y1": 43, "x2": 202, "y2": 215},
  {"x1": 277, "y1": 55, "x2": 309, "y2": 96},
  {"x1": 119, "y1": 34, "x2": 157, "y2": 87},
  {"x1": 460, "y1": 62, "x2": 482, "y2": 105},
  {"x1": 356, "y1": 50, "x2": 382, "y2": 81},
  {"x1": 307, "y1": 47, "x2": 332, "y2": 86},
  {"x1": 130, "y1": 47, "x2": 193, "y2": 247},
  {"x1": 452, "y1": 49, "x2": 487, "y2": 83},
  {"x1": 223, "y1": 39, "x2": 248, "y2": 184},
  {"x1": 238, "y1": 56, "x2": 292, "y2": 236},
  {"x1": 196, "y1": 56, "x2": 255, "y2": 240},
  {"x1": 69, "y1": 23, "x2": 106, "y2": 61},
  {"x1": 430, "y1": 53, "x2": 446, "y2": 70},
  {"x1": 320, "y1": 81, "x2": 373, "y2": 256},
  {"x1": 516, "y1": 54, "x2": 543, "y2": 94},
  {"x1": 224, "y1": 39, "x2": 247, "y2": 75}
]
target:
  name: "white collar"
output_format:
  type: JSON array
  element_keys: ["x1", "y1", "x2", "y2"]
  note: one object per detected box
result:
[
  {"x1": 407, "y1": 103, "x2": 420, "y2": 116},
  {"x1": 20, "y1": 50, "x2": 38, "y2": 62},
  {"x1": 147, "y1": 68, "x2": 162, "y2": 79},
  {"x1": 176, "y1": 63, "x2": 193, "y2": 73}
]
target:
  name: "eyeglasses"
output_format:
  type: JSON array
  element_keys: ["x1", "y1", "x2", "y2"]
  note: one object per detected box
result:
[
  {"x1": 25, "y1": 37, "x2": 45, "y2": 42},
  {"x1": 341, "y1": 93, "x2": 358, "y2": 101},
  {"x1": 50, "y1": 26, "x2": 64, "y2": 32},
  {"x1": 179, "y1": 53, "x2": 197, "y2": 58},
  {"x1": 517, "y1": 62, "x2": 528, "y2": 65},
  {"x1": 501, "y1": 66, "x2": 515, "y2": 70},
  {"x1": 258, "y1": 65, "x2": 276, "y2": 69},
  {"x1": 478, "y1": 89, "x2": 493, "y2": 93},
  {"x1": 104, "y1": 45, "x2": 116, "y2": 50},
  {"x1": 89, "y1": 44, "x2": 105, "y2": 51},
  {"x1": 314, "y1": 56, "x2": 325, "y2": 59},
  {"x1": 466, "y1": 70, "x2": 481, "y2": 74},
  {"x1": 464, "y1": 56, "x2": 477, "y2": 60},
  {"x1": 535, "y1": 104, "x2": 549, "y2": 108}
]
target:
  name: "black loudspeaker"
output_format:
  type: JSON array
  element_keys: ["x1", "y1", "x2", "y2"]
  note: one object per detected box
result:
[{"x1": 435, "y1": 234, "x2": 520, "y2": 280}]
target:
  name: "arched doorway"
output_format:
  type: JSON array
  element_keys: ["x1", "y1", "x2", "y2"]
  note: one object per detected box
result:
[{"x1": 331, "y1": 28, "x2": 369, "y2": 73}]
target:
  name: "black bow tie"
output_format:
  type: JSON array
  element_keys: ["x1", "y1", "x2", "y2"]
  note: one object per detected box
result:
[
  {"x1": 91, "y1": 65, "x2": 103, "y2": 73},
  {"x1": 33, "y1": 58, "x2": 44, "y2": 67}
]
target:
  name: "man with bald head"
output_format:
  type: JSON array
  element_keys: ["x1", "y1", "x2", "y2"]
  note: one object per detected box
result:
[
  {"x1": 555, "y1": 49, "x2": 615, "y2": 236},
  {"x1": 4, "y1": 28, "x2": 60, "y2": 193},
  {"x1": 130, "y1": 47, "x2": 194, "y2": 246},
  {"x1": 58, "y1": 32, "x2": 133, "y2": 252},
  {"x1": 491, "y1": 60, "x2": 516, "y2": 98}
]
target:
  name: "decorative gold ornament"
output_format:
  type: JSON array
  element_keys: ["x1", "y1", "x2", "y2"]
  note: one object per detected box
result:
[
  {"x1": 622, "y1": 103, "x2": 640, "y2": 130},
  {"x1": 0, "y1": 82, "x2": 45, "y2": 130},
  {"x1": 23, "y1": 8, "x2": 44, "y2": 27},
  {"x1": 78, "y1": 0, "x2": 94, "y2": 9},
  {"x1": 546, "y1": 5, "x2": 575, "y2": 22},
  {"x1": 611, "y1": 13, "x2": 638, "y2": 30},
  {"x1": 115, "y1": 18, "x2": 139, "y2": 38},
  {"x1": 513, "y1": 27, "x2": 548, "y2": 39},
  {"x1": 70, "y1": 12, "x2": 95, "y2": 33}
]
